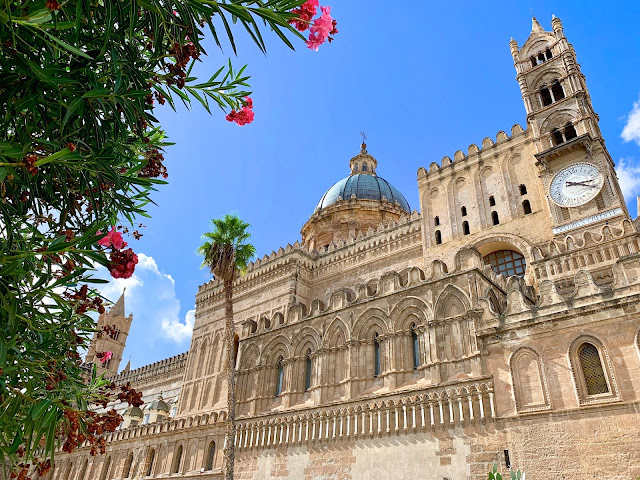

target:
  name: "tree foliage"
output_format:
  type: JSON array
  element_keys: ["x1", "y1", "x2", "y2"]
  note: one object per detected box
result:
[{"x1": 0, "y1": 0, "x2": 308, "y2": 476}]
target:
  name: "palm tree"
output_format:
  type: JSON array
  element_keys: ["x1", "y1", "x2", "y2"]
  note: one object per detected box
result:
[{"x1": 197, "y1": 214, "x2": 255, "y2": 480}]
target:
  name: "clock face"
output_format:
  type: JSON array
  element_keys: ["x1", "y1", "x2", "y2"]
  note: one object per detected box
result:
[{"x1": 549, "y1": 162, "x2": 604, "y2": 208}]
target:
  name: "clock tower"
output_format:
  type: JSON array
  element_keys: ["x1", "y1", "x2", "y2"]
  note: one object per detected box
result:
[{"x1": 509, "y1": 16, "x2": 630, "y2": 235}]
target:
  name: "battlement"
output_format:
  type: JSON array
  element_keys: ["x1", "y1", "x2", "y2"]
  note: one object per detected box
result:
[
  {"x1": 196, "y1": 212, "x2": 422, "y2": 308},
  {"x1": 417, "y1": 124, "x2": 528, "y2": 180},
  {"x1": 113, "y1": 352, "x2": 188, "y2": 386}
]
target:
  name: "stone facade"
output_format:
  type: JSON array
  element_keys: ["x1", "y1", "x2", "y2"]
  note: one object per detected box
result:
[{"x1": 45, "y1": 16, "x2": 640, "y2": 480}]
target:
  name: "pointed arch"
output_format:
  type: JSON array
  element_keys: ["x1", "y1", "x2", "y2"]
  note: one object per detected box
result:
[
  {"x1": 261, "y1": 335, "x2": 290, "y2": 365},
  {"x1": 322, "y1": 317, "x2": 349, "y2": 348},
  {"x1": 207, "y1": 333, "x2": 223, "y2": 375},
  {"x1": 390, "y1": 296, "x2": 432, "y2": 331},
  {"x1": 292, "y1": 326, "x2": 321, "y2": 357},
  {"x1": 352, "y1": 307, "x2": 389, "y2": 340},
  {"x1": 434, "y1": 285, "x2": 470, "y2": 319},
  {"x1": 239, "y1": 342, "x2": 260, "y2": 370}
]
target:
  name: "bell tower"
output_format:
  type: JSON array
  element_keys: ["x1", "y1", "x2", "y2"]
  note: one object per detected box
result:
[
  {"x1": 85, "y1": 291, "x2": 133, "y2": 378},
  {"x1": 509, "y1": 16, "x2": 630, "y2": 235}
]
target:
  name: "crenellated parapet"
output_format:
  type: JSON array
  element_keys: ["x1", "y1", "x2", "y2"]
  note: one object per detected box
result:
[
  {"x1": 112, "y1": 352, "x2": 188, "y2": 388},
  {"x1": 418, "y1": 124, "x2": 528, "y2": 179}
]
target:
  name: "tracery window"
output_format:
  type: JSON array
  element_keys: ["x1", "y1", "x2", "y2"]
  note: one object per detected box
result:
[
  {"x1": 411, "y1": 325, "x2": 420, "y2": 370},
  {"x1": 304, "y1": 349, "x2": 312, "y2": 391},
  {"x1": 530, "y1": 48, "x2": 553, "y2": 67},
  {"x1": 578, "y1": 342, "x2": 609, "y2": 396},
  {"x1": 205, "y1": 441, "x2": 216, "y2": 471},
  {"x1": 373, "y1": 333, "x2": 381, "y2": 377},
  {"x1": 172, "y1": 445, "x2": 183, "y2": 474},
  {"x1": 146, "y1": 449, "x2": 156, "y2": 477},
  {"x1": 275, "y1": 356, "x2": 284, "y2": 396},
  {"x1": 484, "y1": 250, "x2": 526, "y2": 277}
]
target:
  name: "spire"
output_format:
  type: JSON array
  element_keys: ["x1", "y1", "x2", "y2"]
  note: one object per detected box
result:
[
  {"x1": 110, "y1": 289, "x2": 126, "y2": 317},
  {"x1": 122, "y1": 358, "x2": 131, "y2": 373},
  {"x1": 531, "y1": 16, "x2": 544, "y2": 33}
]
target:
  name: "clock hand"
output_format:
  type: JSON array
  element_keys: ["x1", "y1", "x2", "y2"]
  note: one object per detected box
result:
[{"x1": 566, "y1": 180, "x2": 594, "y2": 186}]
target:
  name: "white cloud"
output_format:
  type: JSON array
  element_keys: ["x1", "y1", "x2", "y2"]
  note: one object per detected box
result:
[
  {"x1": 621, "y1": 96, "x2": 640, "y2": 145},
  {"x1": 615, "y1": 158, "x2": 640, "y2": 201},
  {"x1": 162, "y1": 309, "x2": 196, "y2": 342},
  {"x1": 92, "y1": 253, "x2": 194, "y2": 347}
]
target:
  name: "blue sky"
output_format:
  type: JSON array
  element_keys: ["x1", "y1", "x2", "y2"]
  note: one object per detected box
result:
[{"x1": 95, "y1": 1, "x2": 640, "y2": 370}]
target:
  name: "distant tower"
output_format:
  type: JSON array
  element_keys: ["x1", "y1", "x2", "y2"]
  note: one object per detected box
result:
[
  {"x1": 84, "y1": 291, "x2": 133, "y2": 377},
  {"x1": 509, "y1": 16, "x2": 629, "y2": 233}
]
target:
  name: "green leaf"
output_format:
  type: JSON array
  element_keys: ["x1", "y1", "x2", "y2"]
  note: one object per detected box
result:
[{"x1": 43, "y1": 31, "x2": 93, "y2": 59}]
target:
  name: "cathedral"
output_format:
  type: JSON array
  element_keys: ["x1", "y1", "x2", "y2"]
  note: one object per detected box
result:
[{"x1": 51, "y1": 16, "x2": 640, "y2": 480}]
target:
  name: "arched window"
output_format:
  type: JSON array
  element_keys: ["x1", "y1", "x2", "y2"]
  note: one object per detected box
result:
[
  {"x1": 519, "y1": 184, "x2": 527, "y2": 195},
  {"x1": 578, "y1": 343, "x2": 609, "y2": 396},
  {"x1": 373, "y1": 333, "x2": 381, "y2": 377},
  {"x1": 540, "y1": 86, "x2": 553, "y2": 106},
  {"x1": 545, "y1": 48, "x2": 553, "y2": 60},
  {"x1": 489, "y1": 195, "x2": 496, "y2": 207},
  {"x1": 275, "y1": 357, "x2": 284, "y2": 396},
  {"x1": 491, "y1": 211, "x2": 500, "y2": 225},
  {"x1": 551, "y1": 80, "x2": 565, "y2": 101},
  {"x1": 411, "y1": 325, "x2": 420, "y2": 370},
  {"x1": 462, "y1": 221, "x2": 470, "y2": 235},
  {"x1": 172, "y1": 445, "x2": 183, "y2": 474},
  {"x1": 564, "y1": 122, "x2": 577, "y2": 140},
  {"x1": 434, "y1": 216, "x2": 440, "y2": 226},
  {"x1": 434, "y1": 230, "x2": 442, "y2": 245},
  {"x1": 461, "y1": 206, "x2": 467, "y2": 217},
  {"x1": 99, "y1": 456, "x2": 111, "y2": 480},
  {"x1": 146, "y1": 449, "x2": 156, "y2": 477},
  {"x1": 205, "y1": 441, "x2": 216, "y2": 471},
  {"x1": 537, "y1": 52, "x2": 545, "y2": 64},
  {"x1": 552, "y1": 123, "x2": 578, "y2": 145},
  {"x1": 362, "y1": 163, "x2": 368, "y2": 172},
  {"x1": 522, "y1": 200, "x2": 532, "y2": 215},
  {"x1": 484, "y1": 250, "x2": 526, "y2": 277},
  {"x1": 123, "y1": 453, "x2": 133, "y2": 478},
  {"x1": 304, "y1": 349, "x2": 312, "y2": 391}
]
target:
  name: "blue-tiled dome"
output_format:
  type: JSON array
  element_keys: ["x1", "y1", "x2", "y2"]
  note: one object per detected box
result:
[{"x1": 315, "y1": 174, "x2": 410, "y2": 213}]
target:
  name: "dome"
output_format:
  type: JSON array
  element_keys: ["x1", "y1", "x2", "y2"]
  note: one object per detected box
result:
[
  {"x1": 315, "y1": 174, "x2": 410, "y2": 213},
  {"x1": 124, "y1": 406, "x2": 143, "y2": 418},
  {"x1": 148, "y1": 397, "x2": 170, "y2": 413}
]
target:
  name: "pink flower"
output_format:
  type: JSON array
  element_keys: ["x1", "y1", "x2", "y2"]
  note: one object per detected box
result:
[
  {"x1": 96, "y1": 351, "x2": 112, "y2": 364},
  {"x1": 225, "y1": 98, "x2": 255, "y2": 126},
  {"x1": 307, "y1": 6, "x2": 334, "y2": 51},
  {"x1": 97, "y1": 227, "x2": 127, "y2": 250},
  {"x1": 289, "y1": 0, "x2": 318, "y2": 32}
]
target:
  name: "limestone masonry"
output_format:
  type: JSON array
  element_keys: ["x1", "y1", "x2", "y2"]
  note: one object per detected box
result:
[{"x1": 50, "y1": 16, "x2": 640, "y2": 480}]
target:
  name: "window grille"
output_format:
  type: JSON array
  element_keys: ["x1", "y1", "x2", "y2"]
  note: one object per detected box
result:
[
  {"x1": 578, "y1": 343, "x2": 609, "y2": 396},
  {"x1": 484, "y1": 250, "x2": 526, "y2": 277}
]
